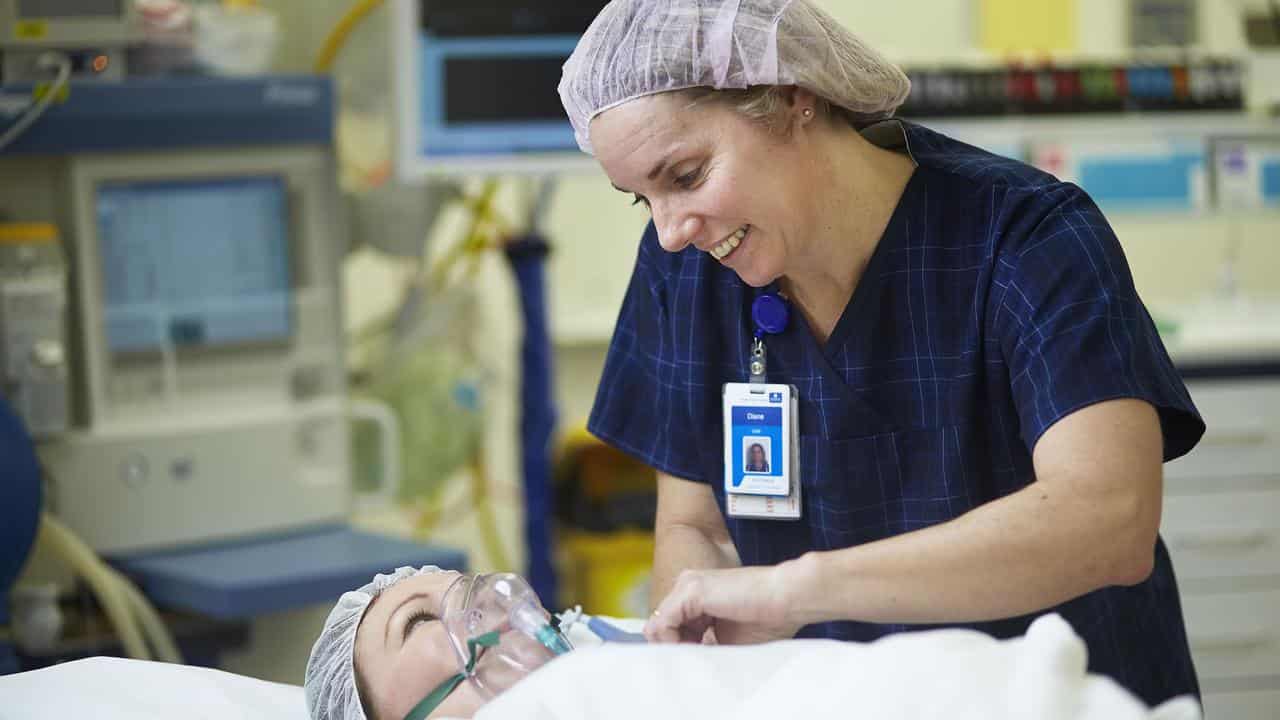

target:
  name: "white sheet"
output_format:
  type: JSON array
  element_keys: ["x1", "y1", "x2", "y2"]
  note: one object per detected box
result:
[
  {"x1": 0, "y1": 615, "x2": 1204, "y2": 720},
  {"x1": 0, "y1": 656, "x2": 306, "y2": 720},
  {"x1": 477, "y1": 615, "x2": 1204, "y2": 720}
]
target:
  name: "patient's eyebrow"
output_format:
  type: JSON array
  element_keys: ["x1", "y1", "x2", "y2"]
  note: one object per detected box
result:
[{"x1": 384, "y1": 592, "x2": 434, "y2": 647}]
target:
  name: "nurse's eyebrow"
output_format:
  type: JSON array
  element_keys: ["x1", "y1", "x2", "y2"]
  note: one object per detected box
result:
[
  {"x1": 646, "y1": 153, "x2": 674, "y2": 181},
  {"x1": 610, "y1": 150, "x2": 682, "y2": 194}
]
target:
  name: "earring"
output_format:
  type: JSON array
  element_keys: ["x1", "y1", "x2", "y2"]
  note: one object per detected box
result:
[{"x1": 801, "y1": 107, "x2": 814, "y2": 120}]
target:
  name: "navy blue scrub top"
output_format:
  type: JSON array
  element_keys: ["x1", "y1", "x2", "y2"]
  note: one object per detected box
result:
[{"x1": 588, "y1": 120, "x2": 1206, "y2": 706}]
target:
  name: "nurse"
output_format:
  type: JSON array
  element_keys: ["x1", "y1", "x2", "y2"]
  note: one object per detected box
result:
[{"x1": 559, "y1": 0, "x2": 1205, "y2": 707}]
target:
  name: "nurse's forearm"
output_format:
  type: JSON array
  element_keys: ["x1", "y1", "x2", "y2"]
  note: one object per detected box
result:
[
  {"x1": 652, "y1": 523, "x2": 741, "y2": 609},
  {"x1": 781, "y1": 400, "x2": 1163, "y2": 626},
  {"x1": 780, "y1": 482, "x2": 1142, "y2": 625},
  {"x1": 651, "y1": 471, "x2": 742, "y2": 610}
]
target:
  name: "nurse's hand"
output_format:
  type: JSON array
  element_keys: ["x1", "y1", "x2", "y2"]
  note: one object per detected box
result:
[{"x1": 643, "y1": 564, "x2": 802, "y2": 645}]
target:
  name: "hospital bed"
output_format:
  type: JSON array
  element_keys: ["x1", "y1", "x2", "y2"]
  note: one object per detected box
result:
[{"x1": 0, "y1": 615, "x2": 1203, "y2": 720}]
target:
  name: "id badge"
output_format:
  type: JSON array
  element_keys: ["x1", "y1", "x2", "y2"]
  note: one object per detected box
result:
[{"x1": 723, "y1": 383, "x2": 801, "y2": 520}]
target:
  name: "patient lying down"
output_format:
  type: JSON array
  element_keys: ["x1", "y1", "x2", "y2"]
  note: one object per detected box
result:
[
  {"x1": 305, "y1": 566, "x2": 576, "y2": 720},
  {"x1": 305, "y1": 566, "x2": 1204, "y2": 720}
]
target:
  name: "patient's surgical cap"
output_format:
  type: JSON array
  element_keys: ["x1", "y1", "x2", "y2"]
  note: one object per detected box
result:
[
  {"x1": 558, "y1": 0, "x2": 911, "y2": 155},
  {"x1": 305, "y1": 565, "x2": 444, "y2": 720}
]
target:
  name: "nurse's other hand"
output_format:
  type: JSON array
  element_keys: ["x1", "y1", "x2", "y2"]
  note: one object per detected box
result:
[{"x1": 644, "y1": 565, "x2": 801, "y2": 645}]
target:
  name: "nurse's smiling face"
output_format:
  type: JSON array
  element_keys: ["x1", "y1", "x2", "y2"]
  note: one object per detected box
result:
[
  {"x1": 353, "y1": 570, "x2": 485, "y2": 720},
  {"x1": 589, "y1": 89, "x2": 824, "y2": 288}
]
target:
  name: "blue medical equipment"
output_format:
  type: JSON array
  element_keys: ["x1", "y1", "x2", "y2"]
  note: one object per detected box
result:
[
  {"x1": 505, "y1": 234, "x2": 559, "y2": 605},
  {"x1": 0, "y1": 76, "x2": 469, "y2": 651},
  {"x1": 111, "y1": 529, "x2": 467, "y2": 621},
  {"x1": 586, "y1": 616, "x2": 647, "y2": 644},
  {"x1": 0, "y1": 76, "x2": 364, "y2": 554},
  {"x1": 0, "y1": 398, "x2": 42, "y2": 675}
]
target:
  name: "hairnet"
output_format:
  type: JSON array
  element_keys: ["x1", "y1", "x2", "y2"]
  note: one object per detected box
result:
[
  {"x1": 304, "y1": 566, "x2": 445, "y2": 720},
  {"x1": 558, "y1": 0, "x2": 911, "y2": 155}
]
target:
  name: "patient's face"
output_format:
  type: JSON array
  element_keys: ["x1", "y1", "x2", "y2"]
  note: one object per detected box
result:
[{"x1": 354, "y1": 570, "x2": 486, "y2": 720}]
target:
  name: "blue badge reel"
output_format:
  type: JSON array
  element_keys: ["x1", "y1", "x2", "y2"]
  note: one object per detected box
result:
[{"x1": 722, "y1": 292, "x2": 802, "y2": 521}]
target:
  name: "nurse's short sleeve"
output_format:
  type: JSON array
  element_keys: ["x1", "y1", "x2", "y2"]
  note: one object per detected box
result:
[
  {"x1": 991, "y1": 186, "x2": 1204, "y2": 461},
  {"x1": 588, "y1": 225, "x2": 706, "y2": 482}
]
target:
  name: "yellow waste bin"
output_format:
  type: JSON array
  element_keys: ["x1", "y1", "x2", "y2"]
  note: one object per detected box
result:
[{"x1": 559, "y1": 529, "x2": 653, "y2": 618}]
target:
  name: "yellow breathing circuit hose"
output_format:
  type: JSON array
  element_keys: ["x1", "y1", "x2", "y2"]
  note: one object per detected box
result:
[
  {"x1": 314, "y1": 0, "x2": 386, "y2": 73},
  {"x1": 428, "y1": 179, "x2": 504, "y2": 289}
]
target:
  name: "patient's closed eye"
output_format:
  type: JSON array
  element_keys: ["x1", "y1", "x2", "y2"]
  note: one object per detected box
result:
[{"x1": 403, "y1": 609, "x2": 437, "y2": 641}]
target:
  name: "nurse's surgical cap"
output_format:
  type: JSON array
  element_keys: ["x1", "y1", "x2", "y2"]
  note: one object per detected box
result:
[
  {"x1": 304, "y1": 566, "x2": 444, "y2": 720},
  {"x1": 558, "y1": 0, "x2": 911, "y2": 155}
]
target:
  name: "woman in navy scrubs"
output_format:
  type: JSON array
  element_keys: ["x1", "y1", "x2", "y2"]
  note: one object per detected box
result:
[{"x1": 559, "y1": 0, "x2": 1205, "y2": 707}]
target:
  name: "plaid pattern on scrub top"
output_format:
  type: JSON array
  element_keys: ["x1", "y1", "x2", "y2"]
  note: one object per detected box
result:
[{"x1": 588, "y1": 121, "x2": 1206, "y2": 707}]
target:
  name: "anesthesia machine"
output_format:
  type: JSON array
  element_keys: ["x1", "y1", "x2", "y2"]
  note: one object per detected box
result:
[{"x1": 0, "y1": 75, "x2": 387, "y2": 555}]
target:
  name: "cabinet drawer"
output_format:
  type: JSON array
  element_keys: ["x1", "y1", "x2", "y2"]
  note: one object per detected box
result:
[
  {"x1": 1162, "y1": 490, "x2": 1280, "y2": 580},
  {"x1": 1203, "y1": 689, "x2": 1280, "y2": 720},
  {"x1": 1168, "y1": 382, "x2": 1280, "y2": 481},
  {"x1": 1182, "y1": 590, "x2": 1280, "y2": 680}
]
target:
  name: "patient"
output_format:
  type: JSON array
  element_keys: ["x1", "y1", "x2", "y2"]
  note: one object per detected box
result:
[
  {"x1": 303, "y1": 566, "x2": 1199, "y2": 720},
  {"x1": 305, "y1": 566, "x2": 572, "y2": 720}
]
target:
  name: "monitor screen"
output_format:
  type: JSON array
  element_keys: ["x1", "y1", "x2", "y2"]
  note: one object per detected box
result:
[
  {"x1": 96, "y1": 177, "x2": 292, "y2": 353},
  {"x1": 443, "y1": 55, "x2": 568, "y2": 124}
]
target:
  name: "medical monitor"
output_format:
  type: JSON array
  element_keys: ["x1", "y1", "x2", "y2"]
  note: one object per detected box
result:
[
  {"x1": 64, "y1": 146, "x2": 346, "y2": 431},
  {"x1": 95, "y1": 177, "x2": 292, "y2": 354},
  {"x1": 391, "y1": 0, "x2": 606, "y2": 177}
]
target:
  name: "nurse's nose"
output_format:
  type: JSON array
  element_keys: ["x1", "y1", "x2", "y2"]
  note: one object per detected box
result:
[{"x1": 655, "y1": 208, "x2": 702, "y2": 254}]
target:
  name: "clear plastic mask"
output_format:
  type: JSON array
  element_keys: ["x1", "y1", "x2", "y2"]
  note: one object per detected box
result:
[{"x1": 402, "y1": 573, "x2": 572, "y2": 720}]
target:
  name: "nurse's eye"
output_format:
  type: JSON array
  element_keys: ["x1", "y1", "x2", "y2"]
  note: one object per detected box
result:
[
  {"x1": 631, "y1": 193, "x2": 650, "y2": 210},
  {"x1": 673, "y1": 167, "x2": 702, "y2": 189},
  {"x1": 403, "y1": 609, "x2": 437, "y2": 641}
]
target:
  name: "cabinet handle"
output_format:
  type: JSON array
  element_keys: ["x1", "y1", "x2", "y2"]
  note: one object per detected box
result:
[
  {"x1": 1172, "y1": 530, "x2": 1269, "y2": 551},
  {"x1": 1199, "y1": 431, "x2": 1268, "y2": 448},
  {"x1": 1191, "y1": 631, "x2": 1271, "y2": 653}
]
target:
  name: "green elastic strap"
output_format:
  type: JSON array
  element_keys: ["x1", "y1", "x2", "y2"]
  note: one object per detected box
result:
[{"x1": 402, "y1": 631, "x2": 500, "y2": 720}]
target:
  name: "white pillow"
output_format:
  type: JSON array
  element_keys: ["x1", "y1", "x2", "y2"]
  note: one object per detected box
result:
[{"x1": 0, "y1": 656, "x2": 306, "y2": 720}]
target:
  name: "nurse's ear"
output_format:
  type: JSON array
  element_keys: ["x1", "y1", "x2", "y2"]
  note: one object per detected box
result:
[{"x1": 779, "y1": 86, "x2": 820, "y2": 130}]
